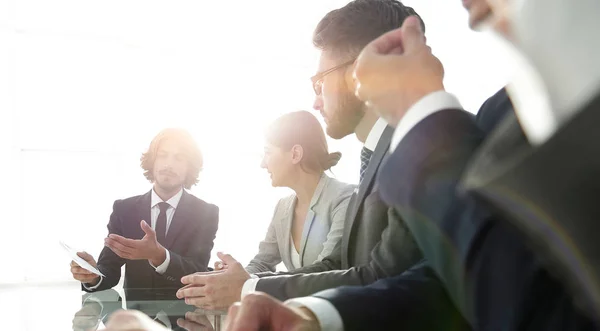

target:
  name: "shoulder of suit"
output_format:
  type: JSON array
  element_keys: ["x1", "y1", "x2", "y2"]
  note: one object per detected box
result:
[
  {"x1": 183, "y1": 191, "x2": 219, "y2": 211},
  {"x1": 319, "y1": 176, "x2": 355, "y2": 210},
  {"x1": 323, "y1": 176, "x2": 356, "y2": 197},
  {"x1": 113, "y1": 192, "x2": 147, "y2": 207},
  {"x1": 276, "y1": 193, "x2": 296, "y2": 209}
]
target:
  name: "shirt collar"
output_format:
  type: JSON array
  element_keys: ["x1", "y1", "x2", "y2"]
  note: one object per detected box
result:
[
  {"x1": 151, "y1": 188, "x2": 184, "y2": 209},
  {"x1": 364, "y1": 118, "x2": 388, "y2": 151}
]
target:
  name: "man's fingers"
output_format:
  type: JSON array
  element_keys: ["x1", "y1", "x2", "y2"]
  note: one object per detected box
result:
[
  {"x1": 178, "y1": 286, "x2": 207, "y2": 299},
  {"x1": 186, "y1": 312, "x2": 212, "y2": 325},
  {"x1": 181, "y1": 273, "x2": 211, "y2": 285},
  {"x1": 105, "y1": 238, "x2": 135, "y2": 255},
  {"x1": 400, "y1": 16, "x2": 426, "y2": 54},
  {"x1": 71, "y1": 266, "x2": 93, "y2": 275},
  {"x1": 216, "y1": 252, "x2": 238, "y2": 266},
  {"x1": 185, "y1": 296, "x2": 211, "y2": 308},
  {"x1": 227, "y1": 299, "x2": 261, "y2": 331},
  {"x1": 140, "y1": 220, "x2": 156, "y2": 239},
  {"x1": 105, "y1": 242, "x2": 133, "y2": 259},
  {"x1": 107, "y1": 234, "x2": 138, "y2": 249},
  {"x1": 77, "y1": 251, "x2": 94, "y2": 262},
  {"x1": 214, "y1": 261, "x2": 226, "y2": 270},
  {"x1": 224, "y1": 303, "x2": 241, "y2": 331}
]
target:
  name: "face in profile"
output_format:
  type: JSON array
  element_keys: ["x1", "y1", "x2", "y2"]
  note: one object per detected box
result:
[
  {"x1": 463, "y1": 0, "x2": 493, "y2": 29},
  {"x1": 464, "y1": 0, "x2": 513, "y2": 38},
  {"x1": 313, "y1": 51, "x2": 365, "y2": 140},
  {"x1": 261, "y1": 143, "x2": 298, "y2": 188},
  {"x1": 152, "y1": 138, "x2": 189, "y2": 192}
]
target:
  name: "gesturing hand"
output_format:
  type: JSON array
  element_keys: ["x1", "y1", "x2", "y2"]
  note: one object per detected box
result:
[
  {"x1": 104, "y1": 220, "x2": 167, "y2": 267},
  {"x1": 177, "y1": 252, "x2": 250, "y2": 310}
]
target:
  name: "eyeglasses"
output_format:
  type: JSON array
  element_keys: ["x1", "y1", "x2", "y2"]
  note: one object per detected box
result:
[{"x1": 310, "y1": 59, "x2": 355, "y2": 96}]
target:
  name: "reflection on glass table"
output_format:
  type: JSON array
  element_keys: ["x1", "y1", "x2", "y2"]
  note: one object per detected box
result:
[{"x1": 73, "y1": 288, "x2": 226, "y2": 331}]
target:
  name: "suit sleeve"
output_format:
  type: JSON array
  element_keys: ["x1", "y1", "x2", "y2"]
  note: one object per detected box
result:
[
  {"x1": 312, "y1": 261, "x2": 470, "y2": 331},
  {"x1": 245, "y1": 206, "x2": 283, "y2": 274},
  {"x1": 378, "y1": 109, "x2": 574, "y2": 328},
  {"x1": 162, "y1": 204, "x2": 219, "y2": 280},
  {"x1": 254, "y1": 207, "x2": 421, "y2": 301},
  {"x1": 83, "y1": 200, "x2": 127, "y2": 292}
]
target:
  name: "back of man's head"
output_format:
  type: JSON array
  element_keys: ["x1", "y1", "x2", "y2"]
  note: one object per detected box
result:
[{"x1": 313, "y1": 0, "x2": 425, "y2": 58}]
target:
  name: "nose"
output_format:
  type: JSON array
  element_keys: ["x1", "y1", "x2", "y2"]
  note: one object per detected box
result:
[
  {"x1": 313, "y1": 95, "x2": 323, "y2": 112},
  {"x1": 260, "y1": 156, "x2": 267, "y2": 169}
]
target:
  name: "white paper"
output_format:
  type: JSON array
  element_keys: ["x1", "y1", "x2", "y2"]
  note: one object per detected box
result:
[{"x1": 60, "y1": 240, "x2": 105, "y2": 277}]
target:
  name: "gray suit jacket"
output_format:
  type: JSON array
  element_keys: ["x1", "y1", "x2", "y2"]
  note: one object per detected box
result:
[
  {"x1": 254, "y1": 126, "x2": 422, "y2": 300},
  {"x1": 245, "y1": 175, "x2": 355, "y2": 274}
]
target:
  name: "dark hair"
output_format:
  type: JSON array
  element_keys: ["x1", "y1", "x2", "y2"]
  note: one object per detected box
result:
[
  {"x1": 266, "y1": 111, "x2": 341, "y2": 173},
  {"x1": 140, "y1": 128, "x2": 203, "y2": 189},
  {"x1": 313, "y1": 0, "x2": 425, "y2": 57}
]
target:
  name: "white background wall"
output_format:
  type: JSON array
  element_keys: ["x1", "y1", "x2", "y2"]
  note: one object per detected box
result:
[{"x1": 0, "y1": 0, "x2": 510, "y2": 284}]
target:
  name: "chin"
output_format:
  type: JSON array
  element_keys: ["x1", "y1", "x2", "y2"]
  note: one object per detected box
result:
[
  {"x1": 157, "y1": 181, "x2": 183, "y2": 192},
  {"x1": 326, "y1": 124, "x2": 354, "y2": 140},
  {"x1": 467, "y1": 6, "x2": 493, "y2": 31}
]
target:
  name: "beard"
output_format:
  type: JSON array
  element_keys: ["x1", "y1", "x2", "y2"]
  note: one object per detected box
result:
[
  {"x1": 324, "y1": 82, "x2": 365, "y2": 140},
  {"x1": 155, "y1": 170, "x2": 184, "y2": 192}
]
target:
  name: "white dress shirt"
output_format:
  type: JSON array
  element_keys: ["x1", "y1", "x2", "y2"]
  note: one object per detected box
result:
[
  {"x1": 285, "y1": 91, "x2": 462, "y2": 331},
  {"x1": 290, "y1": 237, "x2": 302, "y2": 270},
  {"x1": 84, "y1": 188, "x2": 184, "y2": 290},
  {"x1": 240, "y1": 117, "x2": 389, "y2": 300}
]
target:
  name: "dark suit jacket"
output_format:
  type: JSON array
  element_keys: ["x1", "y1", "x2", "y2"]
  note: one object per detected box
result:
[
  {"x1": 370, "y1": 104, "x2": 595, "y2": 330},
  {"x1": 462, "y1": 92, "x2": 600, "y2": 324},
  {"x1": 83, "y1": 190, "x2": 219, "y2": 292},
  {"x1": 311, "y1": 90, "x2": 512, "y2": 331},
  {"x1": 254, "y1": 126, "x2": 422, "y2": 300}
]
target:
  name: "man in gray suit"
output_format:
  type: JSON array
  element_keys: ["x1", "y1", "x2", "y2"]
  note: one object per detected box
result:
[{"x1": 175, "y1": 0, "x2": 422, "y2": 310}]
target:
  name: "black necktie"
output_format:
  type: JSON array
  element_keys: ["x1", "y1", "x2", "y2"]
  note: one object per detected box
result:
[
  {"x1": 360, "y1": 146, "x2": 374, "y2": 183},
  {"x1": 155, "y1": 202, "x2": 170, "y2": 244}
]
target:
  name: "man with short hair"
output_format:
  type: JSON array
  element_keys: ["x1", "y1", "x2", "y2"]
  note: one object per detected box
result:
[{"x1": 175, "y1": 0, "x2": 425, "y2": 310}]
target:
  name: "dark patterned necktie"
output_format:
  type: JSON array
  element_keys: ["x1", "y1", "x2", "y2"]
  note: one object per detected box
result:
[
  {"x1": 360, "y1": 146, "x2": 374, "y2": 183},
  {"x1": 155, "y1": 202, "x2": 170, "y2": 244}
]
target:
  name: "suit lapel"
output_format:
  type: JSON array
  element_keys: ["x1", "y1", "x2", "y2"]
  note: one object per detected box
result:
[
  {"x1": 299, "y1": 175, "x2": 328, "y2": 264},
  {"x1": 164, "y1": 190, "x2": 191, "y2": 248},
  {"x1": 341, "y1": 126, "x2": 394, "y2": 259},
  {"x1": 462, "y1": 112, "x2": 531, "y2": 191},
  {"x1": 281, "y1": 197, "x2": 295, "y2": 262},
  {"x1": 137, "y1": 191, "x2": 153, "y2": 239}
]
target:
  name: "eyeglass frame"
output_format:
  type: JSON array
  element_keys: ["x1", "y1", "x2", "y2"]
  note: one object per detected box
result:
[{"x1": 310, "y1": 59, "x2": 355, "y2": 95}]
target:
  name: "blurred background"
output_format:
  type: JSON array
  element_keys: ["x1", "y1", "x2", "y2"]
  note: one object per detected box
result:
[{"x1": 0, "y1": 0, "x2": 511, "y2": 284}]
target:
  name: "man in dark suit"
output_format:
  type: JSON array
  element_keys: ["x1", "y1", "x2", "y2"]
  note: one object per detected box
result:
[
  {"x1": 175, "y1": 0, "x2": 423, "y2": 310},
  {"x1": 220, "y1": 1, "x2": 600, "y2": 330},
  {"x1": 70, "y1": 128, "x2": 219, "y2": 292}
]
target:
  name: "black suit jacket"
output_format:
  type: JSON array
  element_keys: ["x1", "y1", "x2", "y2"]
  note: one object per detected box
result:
[
  {"x1": 462, "y1": 92, "x2": 600, "y2": 324},
  {"x1": 311, "y1": 90, "x2": 512, "y2": 331},
  {"x1": 83, "y1": 190, "x2": 219, "y2": 292},
  {"x1": 370, "y1": 105, "x2": 595, "y2": 330},
  {"x1": 254, "y1": 126, "x2": 421, "y2": 300}
]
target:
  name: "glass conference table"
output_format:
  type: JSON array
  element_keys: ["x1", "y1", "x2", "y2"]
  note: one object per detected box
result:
[{"x1": 0, "y1": 284, "x2": 226, "y2": 330}]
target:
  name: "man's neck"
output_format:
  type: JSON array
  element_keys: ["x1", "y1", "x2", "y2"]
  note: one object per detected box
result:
[
  {"x1": 153, "y1": 185, "x2": 181, "y2": 202},
  {"x1": 354, "y1": 110, "x2": 379, "y2": 144}
]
